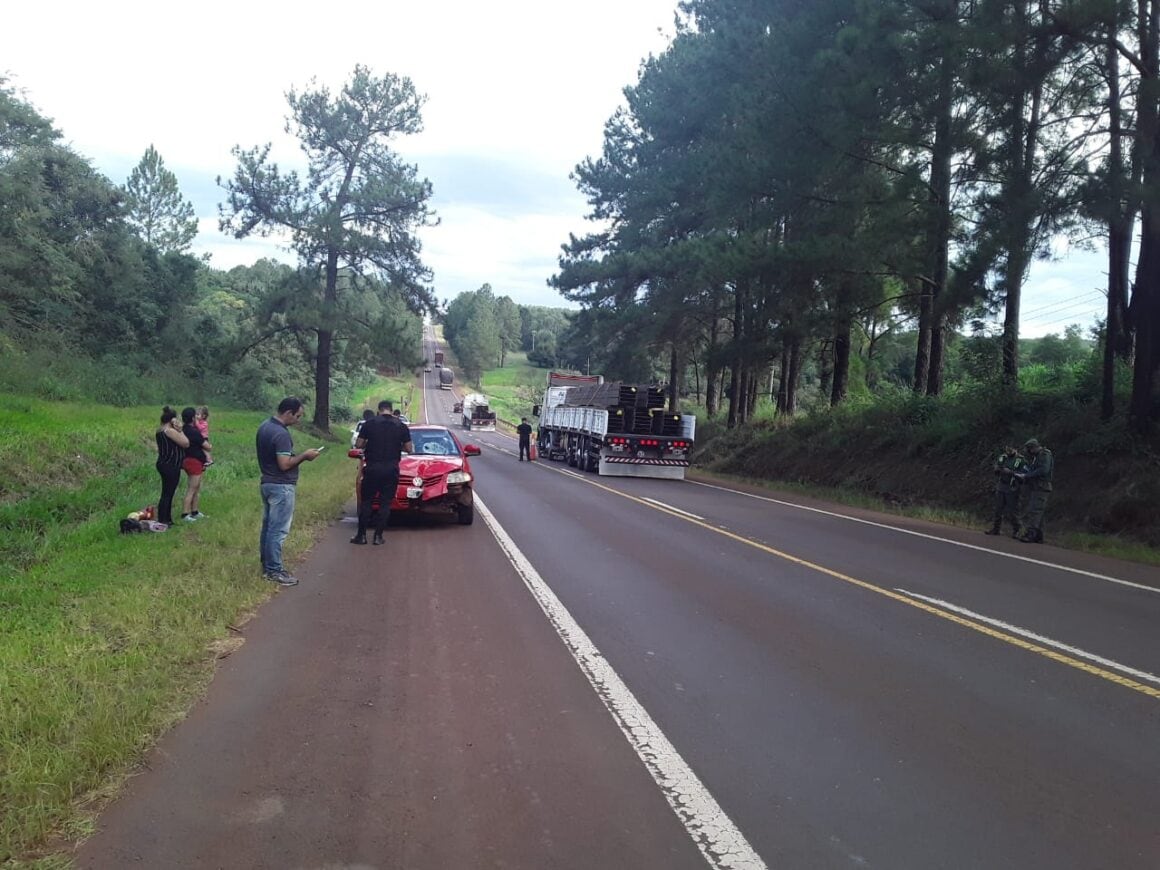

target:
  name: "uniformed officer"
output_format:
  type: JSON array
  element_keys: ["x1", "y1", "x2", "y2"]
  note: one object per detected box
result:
[
  {"x1": 1014, "y1": 438, "x2": 1053, "y2": 543},
  {"x1": 986, "y1": 445, "x2": 1026, "y2": 537},
  {"x1": 352, "y1": 400, "x2": 413, "y2": 545}
]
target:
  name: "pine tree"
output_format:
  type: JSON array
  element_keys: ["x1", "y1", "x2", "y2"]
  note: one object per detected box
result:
[{"x1": 124, "y1": 145, "x2": 198, "y2": 253}]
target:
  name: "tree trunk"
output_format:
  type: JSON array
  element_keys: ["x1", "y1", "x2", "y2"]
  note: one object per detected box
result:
[
  {"x1": 313, "y1": 247, "x2": 341, "y2": 431},
  {"x1": 706, "y1": 289, "x2": 721, "y2": 417},
  {"x1": 913, "y1": 288, "x2": 932, "y2": 393},
  {"x1": 1105, "y1": 29, "x2": 1127, "y2": 419},
  {"x1": 818, "y1": 338, "x2": 833, "y2": 399},
  {"x1": 777, "y1": 344, "x2": 791, "y2": 414},
  {"x1": 831, "y1": 316, "x2": 852, "y2": 406},
  {"x1": 922, "y1": 24, "x2": 954, "y2": 395},
  {"x1": 1129, "y1": 0, "x2": 1160, "y2": 433},
  {"x1": 727, "y1": 280, "x2": 746, "y2": 428},
  {"x1": 784, "y1": 336, "x2": 802, "y2": 412}
]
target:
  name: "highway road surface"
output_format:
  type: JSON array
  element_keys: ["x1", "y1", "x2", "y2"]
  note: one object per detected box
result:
[{"x1": 78, "y1": 333, "x2": 1160, "y2": 869}]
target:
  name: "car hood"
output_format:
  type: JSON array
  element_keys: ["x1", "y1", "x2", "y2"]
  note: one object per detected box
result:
[{"x1": 399, "y1": 455, "x2": 465, "y2": 480}]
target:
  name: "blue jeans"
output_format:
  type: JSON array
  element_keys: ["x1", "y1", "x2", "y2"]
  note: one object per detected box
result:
[{"x1": 259, "y1": 483, "x2": 296, "y2": 575}]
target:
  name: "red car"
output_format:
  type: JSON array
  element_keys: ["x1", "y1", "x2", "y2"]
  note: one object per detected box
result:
[{"x1": 349, "y1": 424, "x2": 481, "y2": 525}]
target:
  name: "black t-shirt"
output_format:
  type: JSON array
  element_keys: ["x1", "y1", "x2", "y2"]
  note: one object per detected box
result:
[
  {"x1": 183, "y1": 423, "x2": 208, "y2": 462},
  {"x1": 360, "y1": 415, "x2": 411, "y2": 466},
  {"x1": 517, "y1": 423, "x2": 533, "y2": 442}
]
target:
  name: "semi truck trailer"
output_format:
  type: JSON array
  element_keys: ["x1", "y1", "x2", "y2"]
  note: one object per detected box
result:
[{"x1": 535, "y1": 372, "x2": 695, "y2": 479}]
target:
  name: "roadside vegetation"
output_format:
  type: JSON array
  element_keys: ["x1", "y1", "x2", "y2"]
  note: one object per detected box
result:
[{"x1": 0, "y1": 395, "x2": 358, "y2": 864}]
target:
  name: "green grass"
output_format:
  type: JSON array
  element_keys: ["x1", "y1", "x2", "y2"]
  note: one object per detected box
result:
[
  {"x1": 353, "y1": 373, "x2": 418, "y2": 414},
  {"x1": 0, "y1": 395, "x2": 359, "y2": 864}
]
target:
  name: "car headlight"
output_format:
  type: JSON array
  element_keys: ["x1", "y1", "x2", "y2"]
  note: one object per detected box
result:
[{"x1": 446, "y1": 470, "x2": 472, "y2": 484}]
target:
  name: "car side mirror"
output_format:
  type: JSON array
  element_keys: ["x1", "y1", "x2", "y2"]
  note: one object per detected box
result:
[
  {"x1": 463, "y1": 444, "x2": 482, "y2": 456},
  {"x1": 532, "y1": 404, "x2": 541, "y2": 417}
]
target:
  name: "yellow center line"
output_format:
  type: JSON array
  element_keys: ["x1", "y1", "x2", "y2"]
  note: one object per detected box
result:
[{"x1": 563, "y1": 472, "x2": 1160, "y2": 701}]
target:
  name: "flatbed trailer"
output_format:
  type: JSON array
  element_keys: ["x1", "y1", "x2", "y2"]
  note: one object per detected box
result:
[{"x1": 536, "y1": 376, "x2": 695, "y2": 480}]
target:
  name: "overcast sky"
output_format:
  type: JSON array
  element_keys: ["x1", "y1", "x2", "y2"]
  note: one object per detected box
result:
[{"x1": 4, "y1": 0, "x2": 1106, "y2": 336}]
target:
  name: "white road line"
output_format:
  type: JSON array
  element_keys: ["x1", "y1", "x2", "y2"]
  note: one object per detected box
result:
[
  {"x1": 641, "y1": 497, "x2": 705, "y2": 520},
  {"x1": 559, "y1": 469, "x2": 585, "y2": 480},
  {"x1": 477, "y1": 496, "x2": 767, "y2": 870},
  {"x1": 896, "y1": 588, "x2": 1160, "y2": 686},
  {"x1": 687, "y1": 480, "x2": 1158, "y2": 595}
]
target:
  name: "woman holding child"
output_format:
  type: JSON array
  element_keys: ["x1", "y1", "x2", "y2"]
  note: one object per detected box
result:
[
  {"x1": 180, "y1": 406, "x2": 212, "y2": 522},
  {"x1": 155, "y1": 406, "x2": 190, "y2": 528}
]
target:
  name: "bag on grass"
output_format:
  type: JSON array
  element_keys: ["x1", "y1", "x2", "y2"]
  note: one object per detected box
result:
[{"x1": 120, "y1": 518, "x2": 144, "y2": 534}]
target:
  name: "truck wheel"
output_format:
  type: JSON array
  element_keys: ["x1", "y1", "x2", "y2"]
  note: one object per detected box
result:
[
  {"x1": 579, "y1": 437, "x2": 591, "y2": 472},
  {"x1": 457, "y1": 503, "x2": 474, "y2": 525}
]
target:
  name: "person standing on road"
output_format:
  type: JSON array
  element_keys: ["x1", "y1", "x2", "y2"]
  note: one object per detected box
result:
[
  {"x1": 985, "y1": 444, "x2": 1025, "y2": 538},
  {"x1": 256, "y1": 397, "x2": 322, "y2": 586},
  {"x1": 155, "y1": 406, "x2": 190, "y2": 528},
  {"x1": 1014, "y1": 438, "x2": 1053, "y2": 544},
  {"x1": 352, "y1": 399, "x2": 412, "y2": 546},
  {"x1": 517, "y1": 417, "x2": 533, "y2": 461}
]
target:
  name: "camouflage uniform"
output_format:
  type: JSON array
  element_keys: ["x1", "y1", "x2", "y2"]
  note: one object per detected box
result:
[
  {"x1": 986, "y1": 449, "x2": 1026, "y2": 537},
  {"x1": 1017, "y1": 440, "x2": 1053, "y2": 543}
]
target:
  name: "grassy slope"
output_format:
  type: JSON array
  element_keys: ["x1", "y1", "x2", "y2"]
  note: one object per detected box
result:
[
  {"x1": 694, "y1": 387, "x2": 1160, "y2": 561},
  {"x1": 0, "y1": 394, "x2": 366, "y2": 863},
  {"x1": 460, "y1": 351, "x2": 546, "y2": 428}
]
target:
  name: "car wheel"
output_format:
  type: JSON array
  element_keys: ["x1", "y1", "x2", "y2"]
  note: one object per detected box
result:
[{"x1": 457, "y1": 502, "x2": 474, "y2": 525}]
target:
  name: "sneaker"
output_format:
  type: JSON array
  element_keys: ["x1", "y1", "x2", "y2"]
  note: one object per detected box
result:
[
  {"x1": 264, "y1": 571, "x2": 298, "y2": 587},
  {"x1": 191, "y1": 511, "x2": 208, "y2": 519},
  {"x1": 350, "y1": 533, "x2": 367, "y2": 545},
  {"x1": 372, "y1": 532, "x2": 384, "y2": 545},
  {"x1": 183, "y1": 514, "x2": 198, "y2": 523}
]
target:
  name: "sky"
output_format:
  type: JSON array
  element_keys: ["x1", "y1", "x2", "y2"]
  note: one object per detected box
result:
[{"x1": 3, "y1": 0, "x2": 1107, "y2": 337}]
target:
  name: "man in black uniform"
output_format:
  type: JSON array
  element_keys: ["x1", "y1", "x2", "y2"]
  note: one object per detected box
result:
[
  {"x1": 352, "y1": 400, "x2": 413, "y2": 545},
  {"x1": 517, "y1": 417, "x2": 533, "y2": 461}
]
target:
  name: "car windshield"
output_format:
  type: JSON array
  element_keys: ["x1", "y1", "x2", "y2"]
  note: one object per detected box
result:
[{"x1": 412, "y1": 431, "x2": 458, "y2": 456}]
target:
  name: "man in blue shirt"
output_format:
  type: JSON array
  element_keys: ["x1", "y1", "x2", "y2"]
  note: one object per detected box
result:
[{"x1": 256, "y1": 397, "x2": 322, "y2": 586}]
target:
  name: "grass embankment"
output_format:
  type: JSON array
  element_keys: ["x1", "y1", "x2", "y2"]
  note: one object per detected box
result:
[
  {"x1": 352, "y1": 374, "x2": 419, "y2": 420},
  {"x1": 0, "y1": 394, "x2": 365, "y2": 864},
  {"x1": 693, "y1": 386, "x2": 1160, "y2": 563}
]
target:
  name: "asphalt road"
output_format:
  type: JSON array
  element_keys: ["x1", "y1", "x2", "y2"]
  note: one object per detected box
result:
[{"x1": 78, "y1": 342, "x2": 1160, "y2": 869}]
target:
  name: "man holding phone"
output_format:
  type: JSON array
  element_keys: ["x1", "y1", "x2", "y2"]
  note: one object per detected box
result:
[
  {"x1": 256, "y1": 396, "x2": 322, "y2": 586},
  {"x1": 352, "y1": 399, "x2": 413, "y2": 545}
]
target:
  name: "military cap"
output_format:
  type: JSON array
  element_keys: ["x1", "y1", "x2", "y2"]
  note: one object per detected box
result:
[{"x1": 1024, "y1": 438, "x2": 1040, "y2": 449}]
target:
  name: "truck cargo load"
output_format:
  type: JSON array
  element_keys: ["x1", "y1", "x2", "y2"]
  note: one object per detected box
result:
[
  {"x1": 439, "y1": 368, "x2": 453, "y2": 390},
  {"x1": 535, "y1": 373, "x2": 694, "y2": 480},
  {"x1": 434, "y1": 350, "x2": 444, "y2": 367},
  {"x1": 461, "y1": 393, "x2": 497, "y2": 431}
]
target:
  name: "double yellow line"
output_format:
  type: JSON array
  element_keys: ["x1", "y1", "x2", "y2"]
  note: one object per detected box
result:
[{"x1": 567, "y1": 472, "x2": 1160, "y2": 702}]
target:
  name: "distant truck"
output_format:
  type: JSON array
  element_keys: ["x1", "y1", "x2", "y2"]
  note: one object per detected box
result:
[
  {"x1": 434, "y1": 350, "x2": 444, "y2": 368},
  {"x1": 461, "y1": 393, "x2": 497, "y2": 431},
  {"x1": 535, "y1": 371, "x2": 695, "y2": 479},
  {"x1": 439, "y1": 368, "x2": 454, "y2": 390}
]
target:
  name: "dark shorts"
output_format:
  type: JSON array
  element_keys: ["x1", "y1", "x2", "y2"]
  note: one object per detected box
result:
[{"x1": 182, "y1": 457, "x2": 205, "y2": 476}]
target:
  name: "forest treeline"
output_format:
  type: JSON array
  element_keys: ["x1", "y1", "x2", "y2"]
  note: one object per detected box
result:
[
  {"x1": 0, "y1": 68, "x2": 431, "y2": 425},
  {"x1": 550, "y1": 0, "x2": 1160, "y2": 432}
]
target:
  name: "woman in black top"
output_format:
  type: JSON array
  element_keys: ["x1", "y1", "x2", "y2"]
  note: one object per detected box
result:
[
  {"x1": 180, "y1": 406, "x2": 211, "y2": 521},
  {"x1": 155, "y1": 406, "x2": 189, "y2": 527}
]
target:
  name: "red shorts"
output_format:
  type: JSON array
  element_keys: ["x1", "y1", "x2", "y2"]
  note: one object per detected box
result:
[{"x1": 182, "y1": 457, "x2": 205, "y2": 476}]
